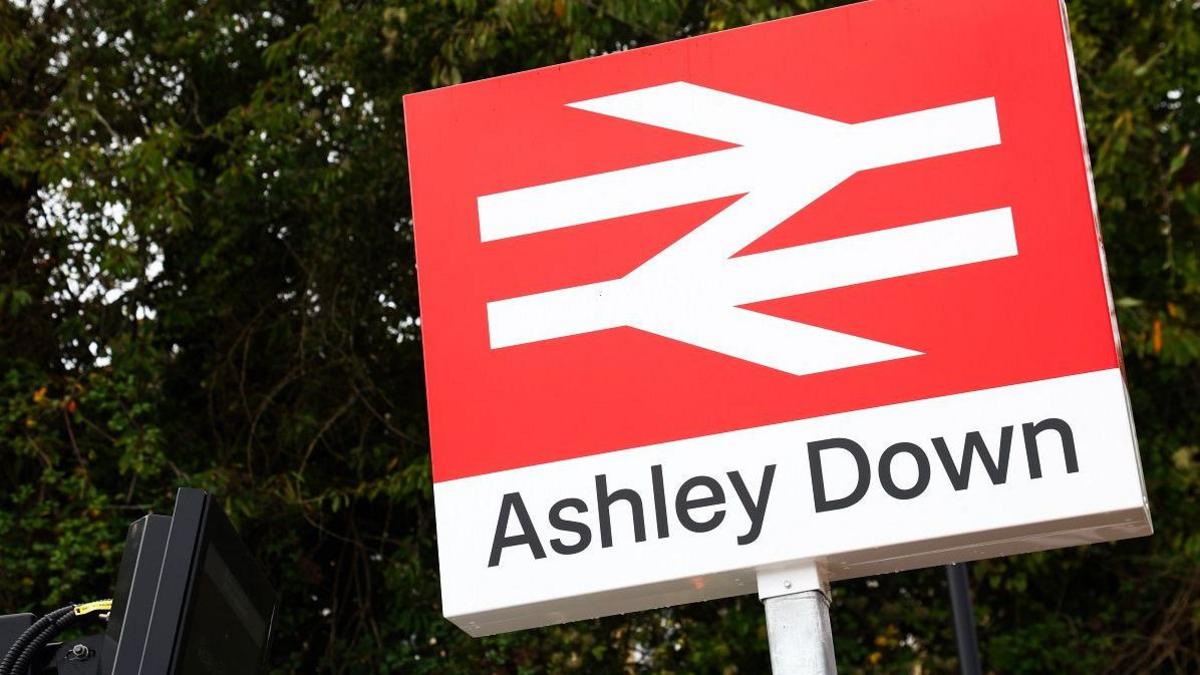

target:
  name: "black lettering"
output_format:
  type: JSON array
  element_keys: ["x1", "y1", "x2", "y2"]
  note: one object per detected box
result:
[
  {"x1": 675, "y1": 476, "x2": 726, "y2": 533},
  {"x1": 488, "y1": 492, "x2": 546, "y2": 567},
  {"x1": 932, "y1": 427, "x2": 1013, "y2": 490},
  {"x1": 549, "y1": 498, "x2": 592, "y2": 555},
  {"x1": 1022, "y1": 418, "x2": 1078, "y2": 478},
  {"x1": 727, "y1": 465, "x2": 776, "y2": 545},
  {"x1": 596, "y1": 474, "x2": 646, "y2": 548},
  {"x1": 879, "y1": 442, "x2": 931, "y2": 500},
  {"x1": 809, "y1": 438, "x2": 871, "y2": 512},
  {"x1": 651, "y1": 464, "x2": 670, "y2": 539}
]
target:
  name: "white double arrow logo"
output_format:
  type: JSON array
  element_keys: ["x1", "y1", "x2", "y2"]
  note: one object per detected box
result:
[{"x1": 478, "y1": 82, "x2": 1015, "y2": 376}]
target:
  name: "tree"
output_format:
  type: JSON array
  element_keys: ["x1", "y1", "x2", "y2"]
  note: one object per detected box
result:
[{"x1": 1, "y1": 0, "x2": 1196, "y2": 672}]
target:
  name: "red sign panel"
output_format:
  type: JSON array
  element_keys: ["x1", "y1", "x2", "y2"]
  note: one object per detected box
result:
[{"x1": 405, "y1": 0, "x2": 1118, "y2": 484}]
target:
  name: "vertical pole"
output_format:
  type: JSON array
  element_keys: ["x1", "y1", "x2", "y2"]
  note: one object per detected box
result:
[
  {"x1": 945, "y1": 563, "x2": 982, "y2": 675},
  {"x1": 759, "y1": 563, "x2": 837, "y2": 674}
]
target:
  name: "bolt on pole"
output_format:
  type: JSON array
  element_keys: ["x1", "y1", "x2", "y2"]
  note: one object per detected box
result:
[{"x1": 759, "y1": 562, "x2": 837, "y2": 674}]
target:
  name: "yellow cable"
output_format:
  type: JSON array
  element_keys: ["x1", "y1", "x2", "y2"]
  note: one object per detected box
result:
[{"x1": 73, "y1": 600, "x2": 113, "y2": 616}]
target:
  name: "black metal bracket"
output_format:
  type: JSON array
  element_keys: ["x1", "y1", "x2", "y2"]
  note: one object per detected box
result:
[{"x1": 0, "y1": 616, "x2": 104, "y2": 675}]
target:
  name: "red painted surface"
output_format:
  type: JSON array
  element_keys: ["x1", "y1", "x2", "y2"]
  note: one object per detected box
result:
[{"x1": 404, "y1": 0, "x2": 1119, "y2": 483}]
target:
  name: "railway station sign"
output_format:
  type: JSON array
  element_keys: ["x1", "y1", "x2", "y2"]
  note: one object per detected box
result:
[{"x1": 404, "y1": 0, "x2": 1151, "y2": 637}]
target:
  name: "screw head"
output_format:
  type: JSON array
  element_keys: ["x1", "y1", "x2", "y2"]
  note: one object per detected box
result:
[
  {"x1": 69, "y1": 644, "x2": 90, "y2": 660},
  {"x1": 783, "y1": 580, "x2": 792, "y2": 589}
]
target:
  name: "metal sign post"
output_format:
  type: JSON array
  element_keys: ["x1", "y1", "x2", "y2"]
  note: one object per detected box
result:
[
  {"x1": 946, "y1": 563, "x2": 983, "y2": 675},
  {"x1": 760, "y1": 563, "x2": 837, "y2": 674}
]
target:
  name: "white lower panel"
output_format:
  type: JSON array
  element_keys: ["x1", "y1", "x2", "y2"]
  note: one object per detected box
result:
[{"x1": 434, "y1": 369, "x2": 1150, "y2": 636}]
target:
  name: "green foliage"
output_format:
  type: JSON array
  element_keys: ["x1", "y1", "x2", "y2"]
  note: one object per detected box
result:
[{"x1": 1, "y1": 0, "x2": 1197, "y2": 672}]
